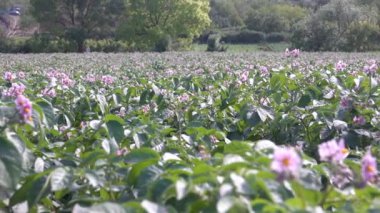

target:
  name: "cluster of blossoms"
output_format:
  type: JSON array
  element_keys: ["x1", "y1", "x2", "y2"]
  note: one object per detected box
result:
[
  {"x1": 47, "y1": 69, "x2": 74, "y2": 89},
  {"x1": 353, "y1": 115, "x2": 366, "y2": 126},
  {"x1": 178, "y1": 93, "x2": 190, "y2": 102},
  {"x1": 41, "y1": 88, "x2": 57, "y2": 98},
  {"x1": 4, "y1": 71, "x2": 15, "y2": 81},
  {"x1": 15, "y1": 95, "x2": 33, "y2": 123},
  {"x1": 239, "y1": 70, "x2": 249, "y2": 83},
  {"x1": 101, "y1": 75, "x2": 115, "y2": 85},
  {"x1": 285, "y1": 48, "x2": 300, "y2": 58},
  {"x1": 318, "y1": 139, "x2": 378, "y2": 185},
  {"x1": 84, "y1": 74, "x2": 97, "y2": 83},
  {"x1": 340, "y1": 96, "x2": 352, "y2": 109},
  {"x1": 335, "y1": 60, "x2": 347, "y2": 72},
  {"x1": 364, "y1": 60, "x2": 378, "y2": 75},
  {"x1": 2, "y1": 83, "x2": 26, "y2": 97},
  {"x1": 318, "y1": 139, "x2": 349, "y2": 163},
  {"x1": 271, "y1": 139, "x2": 378, "y2": 185},
  {"x1": 259, "y1": 66, "x2": 269, "y2": 76}
]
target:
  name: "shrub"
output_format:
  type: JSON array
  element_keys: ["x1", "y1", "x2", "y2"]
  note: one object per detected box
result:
[
  {"x1": 221, "y1": 30, "x2": 265, "y2": 44},
  {"x1": 84, "y1": 39, "x2": 130, "y2": 52},
  {"x1": 207, "y1": 34, "x2": 227, "y2": 52},
  {"x1": 154, "y1": 35, "x2": 172, "y2": 52},
  {"x1": 266, "y1": 32, "x2": 287, "y2": 43}
]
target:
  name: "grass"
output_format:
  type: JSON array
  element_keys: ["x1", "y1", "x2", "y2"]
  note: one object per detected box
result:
[{"x1": 191, "y1": 42, "x2": 290, "y2": 52}]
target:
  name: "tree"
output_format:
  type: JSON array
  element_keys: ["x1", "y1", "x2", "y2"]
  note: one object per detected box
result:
[
  {"x1": 291, "y1": 0, "x2": 380, "y2": 51},
  {"x1": 30, "y1": 0, "x2": 126, "y2": 52},
  {"x1": 245, "y1": 3, "x2": 306, "y2": 33},
  {"x1": 117, "y1": 0, "x2": 211, "y2": 51}
]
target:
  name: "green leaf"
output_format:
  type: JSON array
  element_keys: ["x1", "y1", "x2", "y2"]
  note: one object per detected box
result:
[
  {"x1": 106, "y1": 120, "x2": 124, "y2": 143},
  {"x1": 298, "y1": 94, "x2": 311, "y2": 108},
  {"x1": 224, "y1": 141, "x2": 252, "y2": 155},
  {"x1": 97, "y1": 94, "x2": 108, "y2": 114},
  {"x1": 0, "y1": 136, "x2": 23, "y2": 191},
  {"x1": 10, "y1": 171, "x2": 51, "y2": 207},
  {"x1": 36, "y1": 98, "x2": 56, "y2": 128},
  {"x1": 73, "y1": 202, "x2": 128, "y2": 213},
  {"x1": 291, "y1": 181, "x2": 322, "y2": 206},
  {"x1": 124, "y1": 148, "x2": 160, "y2": 164},
  {"x1": 50, "y1": 167, "x2": 73, "y2": 192},
  {"x1": 257, "y1": 107, "x2": 274, "y2": 122}
]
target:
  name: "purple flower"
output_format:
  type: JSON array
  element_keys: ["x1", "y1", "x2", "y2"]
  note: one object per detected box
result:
[
  {"x1": 353, "y1": 116, "x2": 366, "y2": 126},
  {"x1": 285, "y1": 49, "x2": 300, "y2": 58},
  {"x1": 259, "y1": 66, "x2": 269, "y2": 76},
  {"x1": 364, "y1": 60, "x2": 378, "y2": 75},
  {"x1": 41, "y1": 88, "x2": 56, "y2": 98},
  {"x1": 17, "y1": 71, "x2": 25, "y2": 79},
  {"x1": 362, "y1": 151, "x2": 377, "y2": 183},
  {"x1": 239, "y1": 70, "x2": 249, "y2": 83},
  {"x1": 291, "y1": 49, "x2": 300, "y2": 57},
  {"x1": 2, "y1": 83, "x2": 26, "y2": 97},
  {"x1": 15, "y1": 95, "x2": 32, "y2": 123},
  {"x1": 335, "y1": 61, "x2": 347, "y2": 72},
  {"x1": 271, "y1": 147, "x2": 301, "y2": 180},
  {"x1": 179, "y1": 93, "x2": 190, "y2": 102},
  {"x1": 318, "y1": 139, "x2": 349, "y2": 163},
  {"x1": 340, "y1": 97, "x2": 351, "y2": 109},
  {"x1": 85, "y1": 74, "x2": 97, "y2": 83},
  {"x1": 61, "y1": 77, "x2": 74, "y2": 89},
  {"x1": 4, "y1": 71, "x2": 14, "y2": 81},
  {"x1": 101, "y1": 75, "x2": 115, "y2": 85}
]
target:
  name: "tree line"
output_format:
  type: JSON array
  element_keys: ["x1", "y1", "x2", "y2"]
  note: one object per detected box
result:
[{"x1": 0, "y1": 0, "x2": 379, "y2": 52}]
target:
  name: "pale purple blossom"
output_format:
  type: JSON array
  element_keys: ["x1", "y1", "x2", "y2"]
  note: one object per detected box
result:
[
  {"x1": 101, "y1": 75, "x2": 115, "y2": 85},
  {"x1": 271, "y1": 147, "x2": 302, "y2": 180},
  {"x1": 41, "y1": 88, "x2": 56, "y2": 98},
  {"x1": 239, "y1": 70, "x2": 249, "y2": 83},
  {"x1": 85, "y1": 74, "x2": 97, "y2": 83},
  {"x1": 179, "y1": 93, "x2": 190, "y2": 102},
  {"x1": 15, "y1": 95, "x2": 32, "y2": 123},
  {"x1": 141, "y1": 104, "x2": 150, "y2": 114},
  {"x1": 259, "y1": 66, "x2": 269, "y2": 76},
  {"x1": 61, "y1": 76, "x2": 74, "y2": 89},
  {"x1": 353, "y1": 116, "x2": 366, "y2": 126},
  {"x1": 2, "y1": 83, "x2": 26, "y2": 97},
  {"x1": 361, "y1": 151, "x2": 378, "y2": 183},
  {"x1": 285, "y1": 48, "x2": 300, "y2": 58},
  {"x1": 17, "y1": 71, "x2": 25, "y2": 79},
  {"x1": 364, "y1": 60, "x2": 378, "y2": 75},
  {"x1": 4, "y1": 71, "x2": 15, "y2": 81},
  {"x1": 335, "y1": 61, "x2": 347, "y2": 72},
  {"x1": 340, "y1": 97, "x2": 351, "y2": 109},
  {"x1": 318, "y1": 139, "x2": 349, "y2": 163}
]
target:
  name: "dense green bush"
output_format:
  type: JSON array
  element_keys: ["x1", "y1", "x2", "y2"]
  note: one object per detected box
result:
[
  {"x1": 0, "y1": 37, "x2": 131, "y2": 53},
  {"x1": 221, "y1": 30, "x2": 265, "y2": 44},
  {"x1": 266, "y1": 32, "x2": 287, "y2": 43},
  {"x1": 290, "y1": 0, "x2": 380, "y2": 51},
  {"x1": 206, "y1": 34, "x2": 227, "y2": 52},
  {"x1": 344, "y1": 21, "x2": 380, "y2": 51},
  {"x1": 84, "y1": 39, "x2": 130, "y2": 53},
  {"x1": 154, "y1": 35, "x2": 172, "y2": 52}
]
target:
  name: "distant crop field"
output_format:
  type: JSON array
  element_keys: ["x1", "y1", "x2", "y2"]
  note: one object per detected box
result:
[
  {"x1": 1, "y1": 52, "x2": 380, "y2": 212},
  {"x1": 192, "y1": 42, "x2": 290, "y2": 52}
]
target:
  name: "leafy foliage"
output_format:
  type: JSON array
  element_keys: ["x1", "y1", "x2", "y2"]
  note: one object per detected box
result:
[{"x1": 0, "y1": 52, "x2": 379, "y2": 212}]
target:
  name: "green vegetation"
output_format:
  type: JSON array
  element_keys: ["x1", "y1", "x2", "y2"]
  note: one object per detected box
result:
[
  {"x1": 194, "y1": 43, "x2": 290, "y2": 52},
  {"x1": 1, "y1": 0, "x2": 380, "y2": 52},
  {"x1": 0, "y1": 52, "x2": 380, "y2": 212}
]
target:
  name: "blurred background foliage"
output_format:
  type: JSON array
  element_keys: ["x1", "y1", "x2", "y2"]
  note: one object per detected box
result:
[{"x1": 0, "y1": 0, "x2": 379, "y2": 52}]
